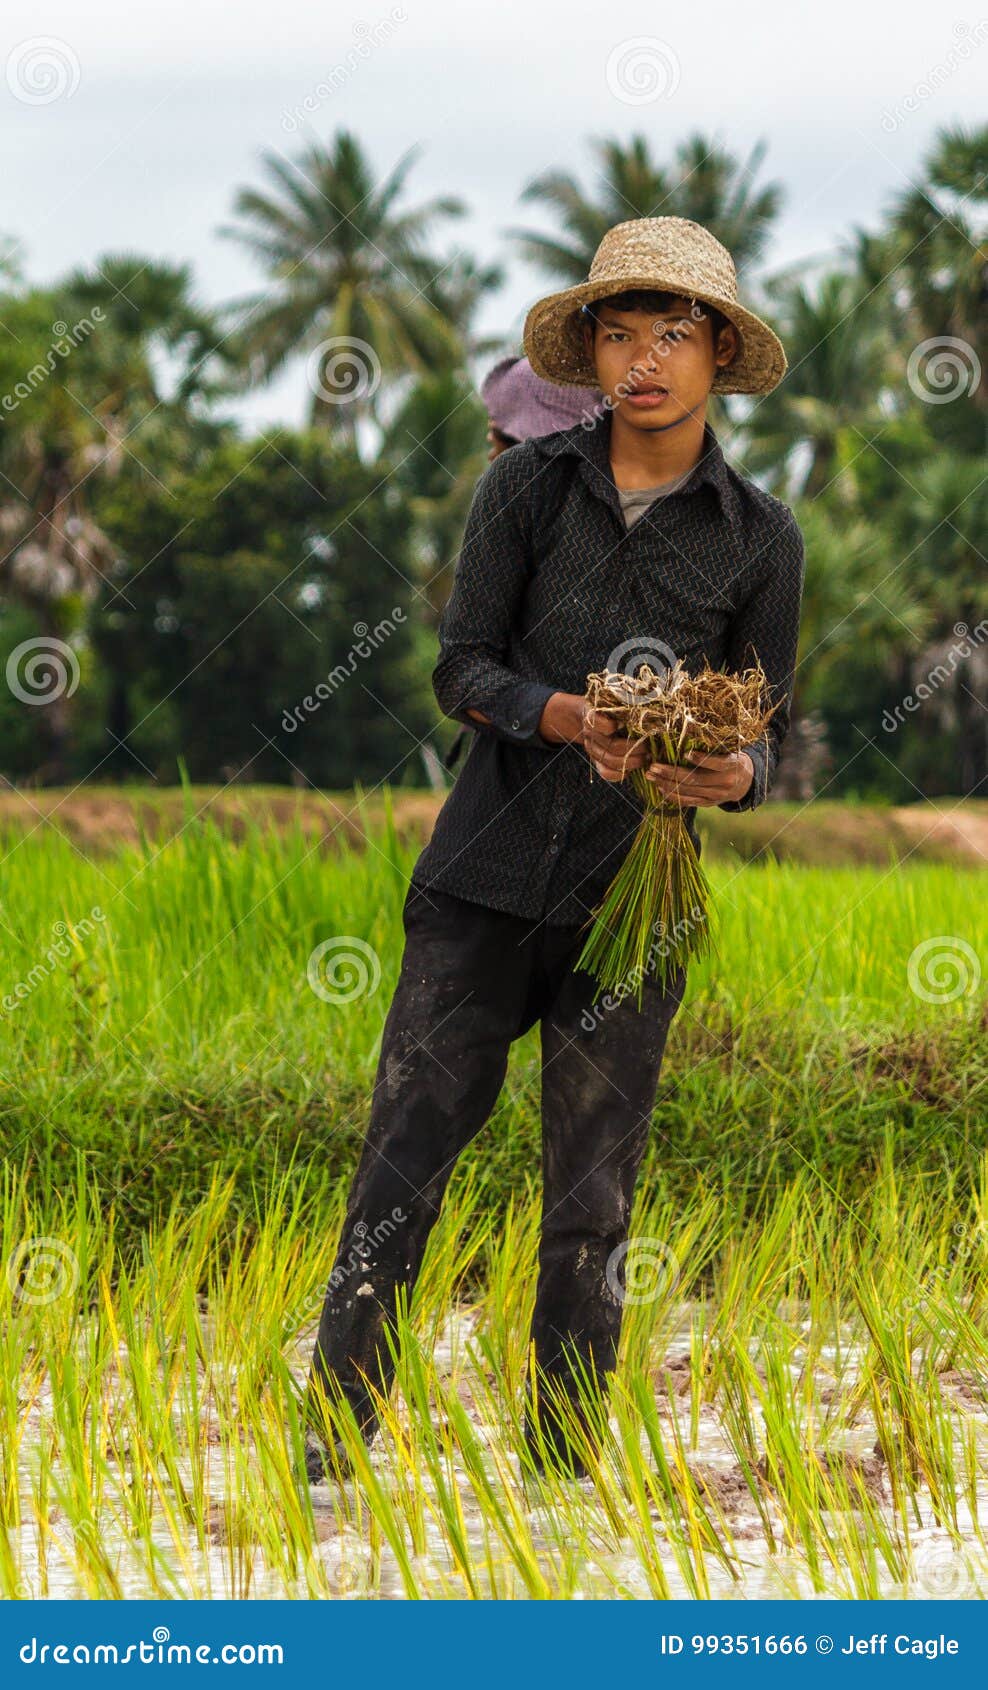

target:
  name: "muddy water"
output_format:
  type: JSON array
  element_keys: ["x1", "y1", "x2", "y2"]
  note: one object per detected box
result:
[{"x1": 8, "y1": 1305, "x2": 988, "y2": 1600}]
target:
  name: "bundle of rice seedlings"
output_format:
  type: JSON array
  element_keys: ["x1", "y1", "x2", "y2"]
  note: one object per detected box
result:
[{"x1": 575, "y1": 657, "x2": 780, "y2": 1008}]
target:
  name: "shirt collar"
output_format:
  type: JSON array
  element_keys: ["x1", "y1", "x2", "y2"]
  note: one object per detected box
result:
[{"x1": 532, "y1": 404, "x2": 736, "y2": 524}]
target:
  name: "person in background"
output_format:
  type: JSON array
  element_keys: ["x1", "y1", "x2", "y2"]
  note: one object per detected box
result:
[
  {"x1": 481, "y1": 353, "x2": 604, "y2": 461},
  {"x1": 441, "y1": 357, "x2": 605, "y2": 774}
]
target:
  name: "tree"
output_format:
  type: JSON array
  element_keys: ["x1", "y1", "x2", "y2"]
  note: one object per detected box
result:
[
  {"x1": 0, "y1": 289, "x2": 123, "y2": 780},
  {"x1": 379, "y1": 368, "x2": 489, "y2": 621},
  {"x1": 0, "y1": 261, "x2": 232, "y2": 780},
  {"x1": 90, "y1": 430, "x2": 437, "y2": 788},
  {"x1": 506, "y1": 131, "x2": 783, "y2": 282},
  {"x1": 736, "y1": 267, "x2": 894, "y2": 500},
  {"x1": 874, "y1": 122, "x2": 987, "y2": 419},
  {"x1": 217, "y1": 129, "x2": 500, "y2": 450}
]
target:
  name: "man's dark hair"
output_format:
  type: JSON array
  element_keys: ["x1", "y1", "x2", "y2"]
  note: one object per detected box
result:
[{"x1": 582, "y1": 288, "x2": 731, "y2": 354}]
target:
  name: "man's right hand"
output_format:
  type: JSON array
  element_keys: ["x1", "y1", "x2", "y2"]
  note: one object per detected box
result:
[{"x1": 538, "y1": 692, "x2": 651, "y2": 781}]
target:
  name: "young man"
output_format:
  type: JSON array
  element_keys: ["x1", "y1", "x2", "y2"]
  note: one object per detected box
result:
[{"x1": 300, "y1": 216, "x2": 805, "y2": 1485}]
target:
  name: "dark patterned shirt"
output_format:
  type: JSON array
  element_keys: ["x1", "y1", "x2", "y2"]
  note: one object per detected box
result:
[{"x1": 410, "y1": 408, "x2": 805, "y2": 927}]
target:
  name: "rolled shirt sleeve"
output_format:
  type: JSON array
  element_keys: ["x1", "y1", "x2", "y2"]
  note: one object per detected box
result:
[
  {"x1": 431, "y1": 451, "x2": 558, "y2": 749},
  {"x1": 718, "y1": 512, "x2": 806, "y2": 812}
]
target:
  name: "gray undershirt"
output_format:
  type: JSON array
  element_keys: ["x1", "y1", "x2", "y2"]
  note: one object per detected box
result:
[{"x1": 616, "y1": 480, "x2": 685, "y2": 528}]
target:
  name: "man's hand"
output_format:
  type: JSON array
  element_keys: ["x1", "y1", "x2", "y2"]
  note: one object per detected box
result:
[
  {"x1": 537, "y1": 693, "x2": 654, "y2": 780},
  {"x1": 582, "y1": 707, "x2": 652, "y2": 781},
  {"x1": 645, "y1": 748, "x2": 754, "y2": 807},
  {"x1": 536, "y1": 696, "x2": 753, "y2": 803}
]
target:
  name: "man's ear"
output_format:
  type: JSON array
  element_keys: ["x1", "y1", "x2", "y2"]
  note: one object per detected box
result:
[{"x1": 715, "y1": 320, "x2": 740, "y2": 372}]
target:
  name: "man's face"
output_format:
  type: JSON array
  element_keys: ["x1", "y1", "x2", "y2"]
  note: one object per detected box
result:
[{"x1": 581, "y1": 297, "x2": 738, "y2": 434}]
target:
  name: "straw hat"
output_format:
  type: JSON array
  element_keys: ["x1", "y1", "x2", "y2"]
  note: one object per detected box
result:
[{"x1": 523, "y1": 217, "x2": 787, "y2": 397}]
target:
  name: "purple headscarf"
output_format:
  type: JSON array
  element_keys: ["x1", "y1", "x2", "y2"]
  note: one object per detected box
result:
[{"x1": 480, "y1": 355, "x2": 605, "y2": 440}]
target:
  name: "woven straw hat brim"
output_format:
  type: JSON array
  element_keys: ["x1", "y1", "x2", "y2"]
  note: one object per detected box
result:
[{"x1": 523, "y1": 274, "x2": 787, "y2": 397}]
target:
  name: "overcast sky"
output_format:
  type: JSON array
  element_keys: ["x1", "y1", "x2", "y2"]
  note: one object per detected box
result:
[{"x1": 1, "y1": 0, "x2": 982, "y2": 429}]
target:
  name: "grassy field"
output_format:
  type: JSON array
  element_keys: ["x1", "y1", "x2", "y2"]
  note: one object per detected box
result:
[{"x1": 0, "y1": 785, "x2": 986, "y2": 1597}]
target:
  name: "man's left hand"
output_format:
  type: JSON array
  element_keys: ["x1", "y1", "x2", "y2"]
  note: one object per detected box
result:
[{"x1": 645, "y1": 749, "x2": 754, "y2": 807}]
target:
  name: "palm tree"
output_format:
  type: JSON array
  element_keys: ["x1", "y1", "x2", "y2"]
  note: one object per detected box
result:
[
  {"x1": 506, "y1": 131, "x2": 784, "y2": 282},
  {"x1": 217, "y1": 129, "x2": 500, "y2": 449},
  {"x1": 877, "y1": 123, "x2": 987, "y2": 416},
  {"x1": 0, "y1": 299, "x2": 120, "y2": 781},
  {"x1": 768, "y1": 495, "x2": 930, "y2": 800},
  {"x1": 893, "y1": 450, "x2": 988, "y2": 796},
  {"x1": 0, "y1": 264, "x2": 230, "y2": 779},
  {"x1": 63, "y1": 253, "x2": 241, "y2": 422},
  {"x1": 737, "y1": 267, "x2": 895, "y2": 499}
]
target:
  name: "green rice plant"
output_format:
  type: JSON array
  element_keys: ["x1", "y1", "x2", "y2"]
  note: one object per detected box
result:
[
  {"x1": 4, "y1": 1153, "x2": 988, "y2": 1599},
  {"x1": 2, "y1": 809, "x2": 987, "y2": 1599}
]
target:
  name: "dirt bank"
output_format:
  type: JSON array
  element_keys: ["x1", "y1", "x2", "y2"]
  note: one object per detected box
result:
[{"x1": 0, "y1": 783, "x2": 984, "y2": 866}]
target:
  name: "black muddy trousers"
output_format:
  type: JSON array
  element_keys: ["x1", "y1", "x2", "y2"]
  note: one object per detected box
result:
[{"x1": 303, "y1": 880, "x2": 687, "y2": 1467}]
